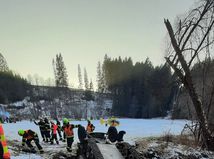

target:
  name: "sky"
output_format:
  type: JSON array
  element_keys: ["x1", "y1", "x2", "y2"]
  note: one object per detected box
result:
[{"x1": 0, "y1": 0, "x2": 196, "y2": 88}]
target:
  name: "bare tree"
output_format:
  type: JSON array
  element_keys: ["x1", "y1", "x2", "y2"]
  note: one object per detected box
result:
[{"x1": 164, "y1": 0, "x2": 214, "y2": 150}]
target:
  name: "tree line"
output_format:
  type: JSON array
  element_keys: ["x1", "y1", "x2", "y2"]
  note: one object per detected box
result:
[
  {"x1": 0, "y1": 53, "x2": 29, "y2": 104},
  {"x1": 0, "y1": 51, "x2": 176, "y2": 118},
  {"x1": 97, "y1": 55, "x2": 175, "y2": 118}
]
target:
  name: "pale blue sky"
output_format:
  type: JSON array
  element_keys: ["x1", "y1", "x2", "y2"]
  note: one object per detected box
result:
[{"x1": 0, "y1": 0, "x2": 196, "y2": 87}]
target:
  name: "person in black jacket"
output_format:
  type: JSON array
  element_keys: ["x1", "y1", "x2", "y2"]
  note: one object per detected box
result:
[
  {"x1": 44, "y1": 118, "x2": 51, "y2": 142},
  {"x1": 107, "y1": 124, "x2": 118, "y2": 142},
  {"x1": 106, "y1": 120, "x2": 126, "y2": 143},
  {"x1": 77, "y1": 124, "x2": 87, "y2": 155},
  {"x1": 34, "y1": 118, "x2": 46, "y2": 141},
  {"x1": 56, "y1": 119, "x2": 63, "y2": 140},
  {"x1": 77, "y1": 124, "x2": 87, "y2": 143}
]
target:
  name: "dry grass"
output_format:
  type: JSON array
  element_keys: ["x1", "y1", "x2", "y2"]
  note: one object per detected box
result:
[
  {"x1": 158, "y1": 133, "x2": 199, "y2": 148},
  {"x1": 136, "y1": 133, "x2": 199, "y2": 153}
]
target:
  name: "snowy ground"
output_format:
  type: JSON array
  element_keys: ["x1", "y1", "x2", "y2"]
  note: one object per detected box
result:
[{"x1": 3, "y1": 118, "x2": 189, "y2": 159}]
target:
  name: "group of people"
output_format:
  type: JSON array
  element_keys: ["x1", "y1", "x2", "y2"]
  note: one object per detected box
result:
[
  {"x1": 17, "y1": 118, "x2": 125, "y2": 154},
  {"x1": 34, "y1": 118, "x2": 63, "y2": 144},
  {"x1": 17, "y1": 118, "x2": 96, "y2": 153}
]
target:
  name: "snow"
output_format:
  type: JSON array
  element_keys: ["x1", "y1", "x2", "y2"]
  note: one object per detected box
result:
[
  {"x1": 11, "y1": 154, "x2": 43, "y2": 159},
  {"x1": 97, "y1": 143, "x2": 124, "y2": 159},
  {"x1": 2, "y1": 118, "x2": 189, "y2": 159}
]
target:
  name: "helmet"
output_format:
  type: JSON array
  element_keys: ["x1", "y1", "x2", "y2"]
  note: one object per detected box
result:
[
  {"x1": 63, "y1": 118, "x2": 69, "y2": 124},
  {"x1": 18, "y1": 129, "x2": 25, "y2": 136}
]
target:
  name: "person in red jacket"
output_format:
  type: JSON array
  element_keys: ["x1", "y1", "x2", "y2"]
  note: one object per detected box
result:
[
  {"x1": 63, "y1": 118, "x2": 78, "y2": 152},
  {"x1": 50, "y1": 121, "x2": 59, "y2": 144},
  {"x1": 18, "y1": 129, "x2": 44, "y2": 153}
]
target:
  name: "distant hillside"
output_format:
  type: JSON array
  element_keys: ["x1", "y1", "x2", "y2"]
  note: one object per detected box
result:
[{"x1": 6, "y1": 85, "x2": 112, "y2": 120}]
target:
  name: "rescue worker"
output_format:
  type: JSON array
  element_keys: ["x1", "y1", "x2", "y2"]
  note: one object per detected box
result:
[
  {"x1": 106, "y1": 120, "x2": 125, "y2": 143},
  {"x1": 56, "y1": 119, "x2": 63, "y2": 140},
  {"x1": 34, "y1": 118, "x2": 46, "y2": 141},
  {"x1": 50, "y1": 121, "x2": 59, "y2": 144},
  {"x1": 61, "y1": 119, "x2": 67, "y2": 142},
  {"x1": 86, "y1": 120, "x2": 95, "y2": 133},
  {"x1": 106, "y1": 120, "x2": 118, "y2": 143},
  {"x1": 77, "y1": 124, "x2": 87, "y2": 155},
  {"x1": 78, "y1": 124, "x2": 87, "y2": 143},
  {"x1": 44, "y1": 118, "x2": 51, "y2": 142},
  {"x1": 62, "y1": 118, "x2": 78, "y2": 152},
  {"x1": 18, "y1": 129, "x2": 44, "y2": 153}
]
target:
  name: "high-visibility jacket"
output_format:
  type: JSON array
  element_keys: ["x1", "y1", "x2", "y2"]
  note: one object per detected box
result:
[
  {"x1": 22, "y1": 130, "x2": 37, "y2": 141},
  {"x1": 64, "y1": 124, "x2": 75, "y2": 138},
  {"x1": 86, "y1": 124, "x2": 95, "y2": 133},
  {"x1": 0, "y1": 124, "x2": 10, "y2": 159}
]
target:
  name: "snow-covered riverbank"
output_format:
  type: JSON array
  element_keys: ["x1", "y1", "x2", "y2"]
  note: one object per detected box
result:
[{"x1": 3, "y1": 118, "x2": 189, "y2": 159}]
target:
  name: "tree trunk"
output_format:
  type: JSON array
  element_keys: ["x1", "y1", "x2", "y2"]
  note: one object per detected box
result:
[{"x1": 164, "y1": 19, "x2": 214, "y2": 150}]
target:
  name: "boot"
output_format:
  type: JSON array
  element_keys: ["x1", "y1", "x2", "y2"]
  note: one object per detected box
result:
[
  {"x1": 30, "y1": 148, "x2": 36, "y2": 153},
  {"x1": 39, "y1": 149, "x2": 44, "y2": 154},
  {"x1": 67, "y1": 147, "x2": 72, "y2": 152}
]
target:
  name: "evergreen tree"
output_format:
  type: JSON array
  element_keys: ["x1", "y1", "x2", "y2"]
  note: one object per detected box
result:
[
  {"x1": 0, "y1": 53, "x2": 9, "y2": 72},
  {"x1": 102, "y1": 55, "x2": 173, "y2": 118},
  {"x1": 53, "y1": 53, "x2": 68, "y2": 87},
  {"x1": 97, "y1": 61, "x2": 103, "y2": 92},
  {"x1": 89, "y1": 79, "x2": 94, "y2": 91},
  {"x1": 84, "y1": 68, "x2": 89, "y2": 90},
  {"x1": 78, "y1": 64, "x2": 83, "y2": 89}
]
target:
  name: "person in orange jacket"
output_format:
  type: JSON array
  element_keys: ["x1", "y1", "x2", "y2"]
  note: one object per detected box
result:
[
  {"x1": 18, "y1": 129, "x2": 44, "y2": 153},
  {"x1": 62, "y1": 118, "x2": 78, "y2": 152},
  {"x1": 86, "y1": 120, "x2": 95, "y2": 133}
]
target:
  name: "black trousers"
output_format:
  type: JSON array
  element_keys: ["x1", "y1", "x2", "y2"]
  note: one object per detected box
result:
[
  {"x1": 40, "y1": 130, "x2": 45, "y2": 139},
  {"x1": 51, "y1": 134, "x2": 58, "y2": 144},
  {"x1": 63, "y1": 132, "x2": 66, "y2": 140},
  {"x1": 79, "y1": 140, "x2": 87, "y2": 155},
  {"x1": 57, "y1": 129, "x2": 62, "y2": 138},
  {"x1": 67, "y1": 137, "x2": 74, "y2": 148},
  {"x1": 45, "y1": 131, "x2": 51, "y2": 141},
  {"x1": 26, "y1": 138, "x2": 43, "y2": 150}
]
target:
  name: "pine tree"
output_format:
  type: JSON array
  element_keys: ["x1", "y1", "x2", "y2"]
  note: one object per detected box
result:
[
  {"x1": 97, "y1": 61, "x2": 102, "y2": 92},
  {"x1": 53, "y1": 53, "x2": 68, "y2": 87},
  {"x1": 89, "y1": 79, "x2": 94, "y2": 92},
  {"x1": 0, "y1": 53, "x2": 9, "y2": 72},
  {"x1": 84, "y1": 68, "x2": 89, "y2": 90},
  {"x1": 78, "y1": 64, "x2": 83, "y2": 89}
]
